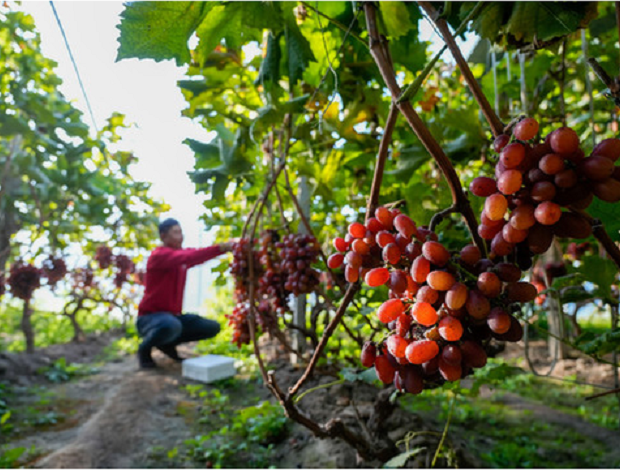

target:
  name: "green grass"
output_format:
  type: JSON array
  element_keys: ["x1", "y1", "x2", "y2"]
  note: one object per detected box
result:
[
  {"x1": 0, "y1": 302, "x2": 122, "y2": 353},
  {"x1": 400, "y1": 382, "x2": 614, "y2": 468}
]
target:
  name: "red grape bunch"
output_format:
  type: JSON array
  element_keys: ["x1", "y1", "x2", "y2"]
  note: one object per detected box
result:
[
  {"x1": 7, "y1": 262, "x2": 43, "y2": 300},
  {"x1": 113, "y1": 254, "x2": 136, "y2": 288},
  {"x1": 42, "y1": 256, "x2": 68, "y2": 288},
  {"x1": 329, "y1": 206, "x2": 423, "y2": 291},
  {"x1": 329, "y1": 206, "x2": 535, "y2": 394},
  {"x1": 277, "y1": 234, "x2": 321, "y2": 296},
  {"x1": 258, "y1": 230, "x2": 289, "y2": 316},
  {"x1": 227, "y1": 238, "x2": 259, "y2": 347},
  {"x1": 95, "y1": 245, "x2": 113, "y2": 269},
  {"x1": 471, "y1": 118, "x2": 620, "y2": 265},
  {"x1": 71, "y1": 267, "x2": 95, "y2": 290}
]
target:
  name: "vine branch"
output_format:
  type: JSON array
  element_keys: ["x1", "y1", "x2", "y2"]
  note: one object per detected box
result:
[
  {"x1": 288, "y1": 283, "x2": 359, "y2": 397},
  {"x1": 367, "y1": 103, "x2": 398, "y2": 218},
  {"x1": 363, "y1": 3, "x2": 484, "y2": 253},
  {"x1": 418, "y1": 1, "x2": 504, "y2": 138}
]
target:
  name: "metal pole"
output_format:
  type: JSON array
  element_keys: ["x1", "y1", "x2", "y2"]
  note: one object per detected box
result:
[{"x1": 291, "y1": 176, "x2": 310, "y2": 362}]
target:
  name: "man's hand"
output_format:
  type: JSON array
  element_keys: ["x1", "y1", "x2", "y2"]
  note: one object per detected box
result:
[{"x1": 219, "y1": 241, "x2": 235, "y2": 252}]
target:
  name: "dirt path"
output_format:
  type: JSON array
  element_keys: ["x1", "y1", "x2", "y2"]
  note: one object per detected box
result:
[
  {"x1": 2, "y1": 337, "x2": 619, "y2": 468},
  {"x1": 6, "y1": 350, "x2": 194, "y2": 468},
  {"x1": 481, "y1": 387, "x2": 620, "y2": 462}
]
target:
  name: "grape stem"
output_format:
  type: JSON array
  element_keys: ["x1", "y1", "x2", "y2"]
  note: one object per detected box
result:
[
  {"x1": 429, "y1": 205, "x2": 458, "y2": 232},
  {"x1": 417, "y1": 1, "x2": 505, "y2": 138},
  {"x1": 587, "y1": 57, "x2": 620, "y2": 103},
  {"x1": 363, "y1": 3, "x2": 485, "y2": 254},
  {"x1": 431, "y1": 389, "x2": 457, "y2": 467},
  {"x1": 585, "y1": 386, "x2": 620, "y2": 401},
  {"x1": 367, "y1": 103, "x2": 398, "y2": 218}
]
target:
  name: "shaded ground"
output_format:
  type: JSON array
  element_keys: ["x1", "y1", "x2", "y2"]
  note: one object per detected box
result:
[{"x1": 0, "y1": 333, "x2": 618, "y2": 468}]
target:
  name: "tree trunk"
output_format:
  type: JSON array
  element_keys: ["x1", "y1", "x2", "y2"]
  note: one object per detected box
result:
[
  {"x1": 21, "y1": 297, "x2": 35, "y2": 354},
  {"x1": 69, "y1": 313, "x2": 86, "y2": 343}
]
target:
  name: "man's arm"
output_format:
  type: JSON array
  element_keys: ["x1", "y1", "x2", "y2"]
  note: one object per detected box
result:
[{"x1": 149, "y1": 243, "x2": 233, "y2": 270}]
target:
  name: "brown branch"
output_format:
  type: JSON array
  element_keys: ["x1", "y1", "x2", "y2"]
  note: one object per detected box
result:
[
  {"x1": 429, "y1": 205, "x2": 458, "y2": 233},
  {"x1": 570, "y1": 208, "x2": 620, "y2": 270},
  {"x1": 418, "y1": 1, "x2": 504, "y2": 138},
  {"x1": 587, "y1": 57, "x2": 620, "y2": 96},
  {"x1": 363, "y1": 3, "x2": 485, "y2": 254},
  {"x1": 585, "y1": 386, "x2": 620, "y2": 401},
  {"x1": 288, "y1": 283, "x2": 359, "y2": 397},
  {"x1": 249, "y1": 308, "x2": 270, "y2": 385},
  {"x1": 266, "y1": 370, "x2": 396, "y2": 461},
  {"x1": 367, "y1": 103, "x2": 398, "y2": 218}
]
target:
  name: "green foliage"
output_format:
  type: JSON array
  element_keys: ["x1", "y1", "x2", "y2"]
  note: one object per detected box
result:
[
  {"x1": 0, "y1": 446, "x2": 27, "y2": 468},
  {"x1": 182, "y1": 383, "x2": 287, "y2": 468},
  {"x1": 454, "y1": 2, "x2": 598, "y2": 49},
  {"x1": 38, "y1": 357, "x2": 99, "y2": 383}
]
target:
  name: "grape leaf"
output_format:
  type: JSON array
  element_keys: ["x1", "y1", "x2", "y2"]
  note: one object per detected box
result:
[
  {"x1": 588, "y1": 197, "x2": 620, "y2": 242},
  {"x1": 384, "y1": 448, "x2": 427, "y2": 468},
  {"x1": 580, "y1": 255, "x2": 617, "y2": 299},
  {"x1": 459, "y1": 2, "x2": 598, "y2": 50},
  {"x1": 379, "y1": 2, "x2": 413, "y2": 40},
  {"x1": 116, "y1": 2, "x2": 211, "y2": 65},
  {"x1": 284, "y1": 15, "x2": 316, "y2": 84}
]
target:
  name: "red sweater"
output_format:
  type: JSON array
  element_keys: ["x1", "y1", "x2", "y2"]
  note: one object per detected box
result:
[{"x1": 138, "y1": 245, "x2": 223, "y2": 316}]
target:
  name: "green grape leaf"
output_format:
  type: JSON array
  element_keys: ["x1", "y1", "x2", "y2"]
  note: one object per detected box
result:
[
  {"x1": 384, "y1": 448, "x2": 427, "y2": 468},
  {"x1": 379, "y1": 2, "x2": 413, "y2": 39},
  {"x1": 284, "y1": 14, "x2": 316, "y2": 84},
  {"x1": 580, "y1": 255, "x2": 617, "y2": 299},
  {"x1": 117, "y1": 2, "x2": 211, "y2": 65},
  {"x1": 461, "y1": 2, "x2": 598, "y2": 49},
  {"x1": 588, "y1": 198, "x2": 620, "y2": 242}
]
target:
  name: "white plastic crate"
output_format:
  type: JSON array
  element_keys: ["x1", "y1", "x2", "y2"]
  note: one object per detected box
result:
[{"x1": 182, "y1": 355, "x2": 237, "y2": 383}]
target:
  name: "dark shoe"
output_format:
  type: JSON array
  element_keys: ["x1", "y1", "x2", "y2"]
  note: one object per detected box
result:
[
  {"x1": 138, "y1": 344, "x2": 157, "y2": 369},
  {"x1": 157, "y1": 344, "x2": 184, "y2": 362}
]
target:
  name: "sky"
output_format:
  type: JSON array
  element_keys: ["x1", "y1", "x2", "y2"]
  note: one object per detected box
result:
[
  {"x1": 16, "y1": 1, "x2": 476, "y2": 313},
  {"x1": 19, "y1": 1, "x2": 217, "y2": 311}
]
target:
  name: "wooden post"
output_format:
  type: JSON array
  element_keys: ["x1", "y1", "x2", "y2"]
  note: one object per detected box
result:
[{"x1": 291, "y1": 176, "x2": 310, "y2": 363}]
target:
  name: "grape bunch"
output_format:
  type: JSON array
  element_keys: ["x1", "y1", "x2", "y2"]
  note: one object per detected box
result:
[
  {"x1": 115, "y1": 254, "x2": 135, "y2": 275},
  {"x1": 8, "y1": 262, "x2": 43, "y2": 300},
  {"x1": 227, "y1": 238, "x2": 258, "y2": 347},
  {"x1": 328, "y1": 206, "x2": 424, "y2": 288},
  {"x1": 113, "y1": 254, "x2": 136, "y2": 288},
  {"x1": 95, "y1": 245, "x2": 113, "y2": 269},
  {"x1": 258, "y1": 230, "x2": 289, "y2": 316},
  {"x1": 329, "y1": 206, "x2": 533, "y2": 394},
  {"x1": 470, "y1": 118, "x2": 620, "y2": 265},
  {"x1": 277, "y1": 234, "x2": 321, "y2": 296},
  {"x1": 71, "y1": 267, "x2": 95, "y2": 290},
  {"x1": 42, "y1": 256, "x2": 68, "y2": 288}
]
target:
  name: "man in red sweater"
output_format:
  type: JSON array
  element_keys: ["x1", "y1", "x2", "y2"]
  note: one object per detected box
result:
[{"x1": 136, "y1": 218, "x2": 233, "y2": 369}]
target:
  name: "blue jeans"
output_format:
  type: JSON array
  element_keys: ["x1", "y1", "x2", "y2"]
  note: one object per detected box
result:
[{"x1": 136, "y1": 312, "x2": 221, "y2": 351}]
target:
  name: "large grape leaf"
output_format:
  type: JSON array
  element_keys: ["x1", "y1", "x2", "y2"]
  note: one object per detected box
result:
[
  {"x1": 456, "y1": 2, "x2": 599, "y2": 50},
  {"x1": 284, "y1": 13, "x2": 316, "y2": 84},
  {"x1": 378, "y1": 1, "x2": 414, "y2": 40},
  {"x1": 116, "y1": 2, "x2": 212, "y2": 65},
  {"x1": 588, "y1": 198, "x2": 620, "y2": 242}
]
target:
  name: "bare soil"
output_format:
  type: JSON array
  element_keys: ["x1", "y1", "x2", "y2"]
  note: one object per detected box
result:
[{"x1": 1, "y1": 334, "x2": 618, "y2": 468}]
